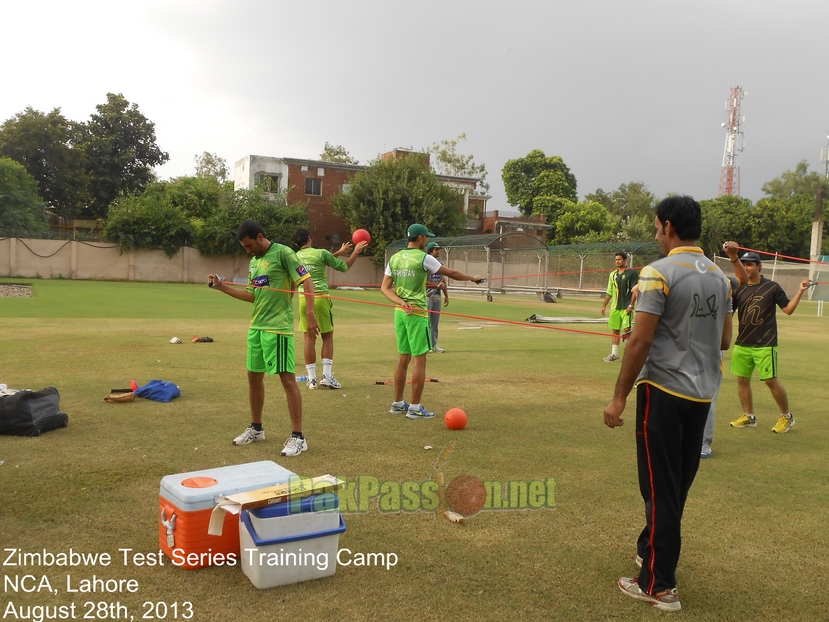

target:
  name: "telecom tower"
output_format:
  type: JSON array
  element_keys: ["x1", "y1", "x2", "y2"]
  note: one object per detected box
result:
[{"x1": 718, "y1": 86, "x2": 745, "y2": 197}]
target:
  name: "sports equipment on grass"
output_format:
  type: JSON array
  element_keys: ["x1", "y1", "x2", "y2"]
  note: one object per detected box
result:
[
  {"x1": 352, "y1": 229, "x2": 371, "y2": 245},
  {"x1": 444, "y1": 407, "x2": 468, "y2": 430}
]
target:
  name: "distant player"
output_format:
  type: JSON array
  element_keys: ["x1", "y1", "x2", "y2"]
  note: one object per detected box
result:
[
  {"x1": 293, "y1": 228, "x2": 367, "y2": 390},
  {"x1": 601, "y1": 252, "x2": 638, "y2": 361},
  {"x1": 208, "y1": 220, "x2": 318, "y2": 457},
  {"x1": 381, "y1": 223, "x2": 484, "y2": 419},
  {"x1": 425, "y1": 241, "x2": 449, "y2": 353},
  {"x1": 728, "y1": 251, "x2": 810, "y2": 434}
]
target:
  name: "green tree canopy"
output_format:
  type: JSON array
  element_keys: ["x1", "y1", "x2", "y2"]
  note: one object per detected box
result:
[
  {"x1": 332, "y1": 154, "x2": 466, "y2": 263},
  {"x1": 698, "y1": 195, "x2": 753, "y2": 257},
  {"x1": 83, "y1": 93, "x2": 169, "y2": 218},
  {"x1": 0, "y1": 107, "x2": 87, "y2": 219},
  {"x1": 585, "y1": 182, "x2": 656, "y2": 221},
  {"x1": 194, "y1": 151, "x2": 229, "y2": 183},
  {"x1": 194, "y1": 185, "x2": 310, "y2": 256},
  {"x1": 427, "y1": 133, "x2": 490, "y2": 194},
  {"x1": 552, "y1": 201, "x2": 613, "y2": 245},
  {"x1": 102, "y1": 191, "x2": 194, "y2": 257},
  {"x1": 320, "y1": 142, "x2": 358, "y2": 165},
  {"x1": 761, "y1": 160, "x2": 829, "y2": 201},
  {"x1": 0, "y1": 158, "x2": 49, "y2": 236},
  {"x1": 502, "y1": 150, "x2": 577, "y2": 219}
]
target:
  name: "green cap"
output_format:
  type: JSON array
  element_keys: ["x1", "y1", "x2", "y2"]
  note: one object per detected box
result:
[
  {"x1": 426, "y1": 242, "x2": 440, "y2": 252},
  {"x1": 407, "y1": 223, "x2": 435, "y2": 238}
]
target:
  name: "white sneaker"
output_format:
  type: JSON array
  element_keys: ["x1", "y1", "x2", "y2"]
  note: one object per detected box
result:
[
  {"x1": 432, "y1": 346, "x2": 445, "y2": 353},
  {"x1": 232, "y1": 425, "x2": 264, "y2": 445},
  {"x1": 389, "y1": 401, "x2": 410, "y2": 415},
  {"x1": 307, "y1": 378, "x2": 318, "y2": 390},
  {"x1": 603, "y1": 354, "x2": 620, "y2": 362},
  {"x1": 281, "y1": 436, "x2": 308, "y2": 456},
  {"x1": 319, "y1": 375, "x2": 342, "y2": 389}
]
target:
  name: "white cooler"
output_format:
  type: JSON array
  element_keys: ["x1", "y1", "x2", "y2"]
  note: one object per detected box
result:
[{"x1": 240, "y1": 492, "x2": 345, "y2": 589}]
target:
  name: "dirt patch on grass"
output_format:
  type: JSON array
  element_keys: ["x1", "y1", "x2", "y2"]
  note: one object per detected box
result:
[{"x1": 0, "y1": 284, "x2": 32, "y2": 298}]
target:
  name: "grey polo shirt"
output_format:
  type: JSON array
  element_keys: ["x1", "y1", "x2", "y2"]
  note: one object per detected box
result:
[{"x1": 635, "y1": 246, "x2": 732, "y2": 402}]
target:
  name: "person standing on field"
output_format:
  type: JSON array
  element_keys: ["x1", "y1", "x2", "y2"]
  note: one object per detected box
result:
[
  {"x1": 381, "y1": 224, "x2": 483, "y2": 419},
  {"x1": 728, "y1": 251, "x2": 810, "y2": 434},
  {"x1": 208, "y1": 220, "x2": 318, "y2": 457},
  {"x1": 603, "y1": 196, "x2": 732, "y2": 612},
  {"x1": 601, "y1": 252, "x2": 639, "y2": 362},
  {"x1": 293, "y1": 228, "x2": 368, "y2": 390},
  {"x1": 425, "y1": 241, "x2": 449, "y2": 353}
]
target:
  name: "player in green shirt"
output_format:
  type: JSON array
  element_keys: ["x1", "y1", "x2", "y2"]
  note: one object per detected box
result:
[
  {"x1": 208, "y1": 220, "x2": 319, "y2": 457},
  {"x1": 293, "y1": 228, "x2": 368, "y2": 390},
  {"x1": 380, "y1": 223, "x2": 484, "y2": 419},
  {"x1": 601, "y1": 252, "x2": 639, "y2": 362}
]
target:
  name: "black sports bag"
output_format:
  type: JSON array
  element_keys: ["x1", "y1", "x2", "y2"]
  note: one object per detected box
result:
[{"x1": 0, "y1": 387, "x2": 69, "y2": 436}]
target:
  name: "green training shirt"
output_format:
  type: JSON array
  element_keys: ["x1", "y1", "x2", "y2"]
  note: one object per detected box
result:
[
  {"x1": 606, "y1": 268, "x2": 639, "y2": 310},
  {"x1": 246, "y1": 242, "x2": 310, "y2": 333},
  {"x1": 385, "y1": 248, "x2": 441, "y2": 313},
  {"x1": 295, "y1": 247, "x2": 348, "y2": 296}
]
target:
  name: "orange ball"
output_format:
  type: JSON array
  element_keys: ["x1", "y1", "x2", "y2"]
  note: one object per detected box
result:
[
  {"x1": 352, "y1": 229, "x2": 371, "y2": 245},
  {"x1": 444, "y1": 408, "x2": 468, "y2": 430}
]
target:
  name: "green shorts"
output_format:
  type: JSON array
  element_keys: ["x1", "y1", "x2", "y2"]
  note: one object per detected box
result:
[
  {"x1": 608, "y1": 308, "x2": 633, "y2": 332},
  {"x1": 299, "y1": 295, "x2": 334, "y2": 333},
  {"x1": 247, "y1": 329, "x2": 295, "y2": 375},
  {"x1": 394, "y1": 309, "x2": 431, "y2": 356},
  {"x1": 730, "y1": 345, "x2": 777, "y2": 380}
]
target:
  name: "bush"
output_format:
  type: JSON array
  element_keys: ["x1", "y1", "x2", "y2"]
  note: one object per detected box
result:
[
  {"x1": 193, "y1": 186, "x2": 310, "y2": 256},
  {"x1": 102, "y1": 192, "x2": 195, "y2": 257}
]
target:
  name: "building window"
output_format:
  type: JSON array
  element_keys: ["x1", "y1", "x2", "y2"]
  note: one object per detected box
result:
[
  {"x1": 317, "y1": 167, "x2": 325, "y2": 176},
  {"x1": 300, "y1": 165, "x2": 309, "y2": 172},
  {"x1": 255, "y1": 173, "x2": 281, "y2": 193},
  {"x1": 305, "y1": 178, "x2": 322, "y2": 196}
]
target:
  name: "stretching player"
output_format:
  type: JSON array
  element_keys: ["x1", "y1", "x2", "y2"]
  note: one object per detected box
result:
[{"x1": 293, "y1": 228, "x2": 367, "y2": 390}]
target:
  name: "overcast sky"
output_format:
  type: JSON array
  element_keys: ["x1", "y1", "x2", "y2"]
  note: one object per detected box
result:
[{"x1": 4, "y1": 0, "x2": 828, "y2": 210}]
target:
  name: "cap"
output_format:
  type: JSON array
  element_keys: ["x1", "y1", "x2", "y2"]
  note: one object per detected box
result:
[
  {"x1": 426, "y1": 242, "x2": 441, "y2": 252},
  {"x1": 739, "y1": 251, "x2": 762, "y2": 264},
  {"x1": 407, "y1": 223, "x2": 435, "y2": 238}
]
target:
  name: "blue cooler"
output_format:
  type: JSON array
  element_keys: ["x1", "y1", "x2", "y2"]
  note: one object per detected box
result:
[{"x1": 240, "y1": 492, "x2": 345, "y2": 588}]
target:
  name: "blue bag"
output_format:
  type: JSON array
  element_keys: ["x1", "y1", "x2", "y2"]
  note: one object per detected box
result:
[{"x1": 134, "y1": 380, "x2": 181, "y2": 403}]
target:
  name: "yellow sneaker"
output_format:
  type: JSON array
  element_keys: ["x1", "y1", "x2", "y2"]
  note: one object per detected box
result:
[
  {"x1": 772, "y1": 414, "x2": 795, "y2": 434},
  {"x1": 730, "y1": 414, "x2": 756, "y2": 428}
]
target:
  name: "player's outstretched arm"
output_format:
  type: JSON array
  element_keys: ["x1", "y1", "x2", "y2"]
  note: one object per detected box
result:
[
  {"x1": 343, "y1": 241, "x2": 368, "y2": 269},
  {"x1": 723, "y1": 241, "x2": 748, "y2": 286},
  {"x1": 782, "y1": 279, "x2": 810, "y2": 315},
  {"x1": 436, "y1": 266, "x2": 484, "y2": 283},
  {"x1": 207, "y1": 274, "x2": 254, "y2": 303}
]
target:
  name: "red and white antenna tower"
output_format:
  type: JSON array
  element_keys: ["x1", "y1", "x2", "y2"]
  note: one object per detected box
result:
[{"x1": 718, "y1": 86, "x2": 746, "y2": 197}]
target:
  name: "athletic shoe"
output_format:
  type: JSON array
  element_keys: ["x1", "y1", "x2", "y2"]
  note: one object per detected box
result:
[
  {"x1": 700, "y1": 450, "x2": 711, "y2": 459},
  {"x1": 603, "y1": 354, "x2": 620, "y2": 362},
  {"x1": 772, "y1": 414, "x2": 795, "y2": 434},
  {"x1": 432, "y1": 346, "x2": 445, "y2": 353},
  {"x1": 618, "y1": 577, "x2": 681, "y2": 612},
  {"x1": 635, "y1": 555, "x2": 643, "y2": 568},
  {"x1": 389, "y1": 401, "x2": 410, "y2": 415},
  {"x1": 730, "y1": 414, "x2": 756, "y2": 428},
  {"x1": 281, "y1": 436, "x2": 308, "y2": 456},
  {"x1": 307, "y1": 378, "x2": 318, "y2": 390},
  {"x1": 232, "y1": 425, "x2": 264, "y2": 446},
  {"x1": 406, "y1": 405, "x2": 435, "y2": 419},
  {"x1": 319, "y1": 375, "x2": 342, "y2": 389}
]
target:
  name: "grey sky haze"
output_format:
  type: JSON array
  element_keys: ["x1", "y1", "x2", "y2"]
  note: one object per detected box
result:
[{"x1": 4, "y1": 0, "x2": 828, "y2": 209}]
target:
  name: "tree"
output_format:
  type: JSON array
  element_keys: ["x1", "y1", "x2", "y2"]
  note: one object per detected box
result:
[
  {"x1": 761, "y1": 160, "x2": 829, "y2": 201},
  {"x1": 552, "y1": 201, "x2": 612, "y2": 245},
  {"x1": 502, "y1": 150, "x2": 577, "y2": 218},
  {"x1": 320, "y1": 142, "x2": 358, "y2": 165},
  {"x1": 194, "y1": 185, "x2": 310, "y2": 256},
  {"x1": 585, "y1": 182, "x2": 656, "y2": 221},
  {"x1": 83, "y1": 93, "x2": 169, "y2": 218},
  {"x1": 427, "y1": 133, "x2": 490, "y2": 194},
  {"x1": 698, "y1": 195, "x2": 753, "y2": 257},
  {"x1": 102, "y1": 191, "x2": 194, "y2": 257},
  {"x1": 0, "y1": 107, "x2": 87, "y2": 219},
  {"x1": 166, "y1": 175, "x2": 225, "y2": 220},
  {"x1": 0, "y1": 158, "x2": 50, "y2": 236},
  {"x1": 332, "y1": 155, "x2": 466, "y2": 263},
  {"x1": 194, "y1": 152, "x2": 229, "y2": 183}
]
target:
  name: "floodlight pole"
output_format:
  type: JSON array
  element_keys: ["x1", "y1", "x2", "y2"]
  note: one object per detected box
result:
[{"x1": 811, "y1": 132, "x2": 829, "y2": 300}]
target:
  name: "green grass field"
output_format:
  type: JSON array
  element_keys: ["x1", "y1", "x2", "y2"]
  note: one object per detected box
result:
[{"x1": 2, "y1": 278, "x2": 828, "y2": 621}]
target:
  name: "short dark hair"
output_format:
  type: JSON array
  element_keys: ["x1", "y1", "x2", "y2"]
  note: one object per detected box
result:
[
  {"x1": 655, "y1": 195, "x2": 701, "y2": 241},
  {"x1": 292, "y1": 228, "x2": 311, "y2": 250},
  {"x1": 237, "y1": 220, "x2": 265, "y2": 242},
  {"x1": 614, "y1": 252, "x2": 627, "y2": 260}
]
